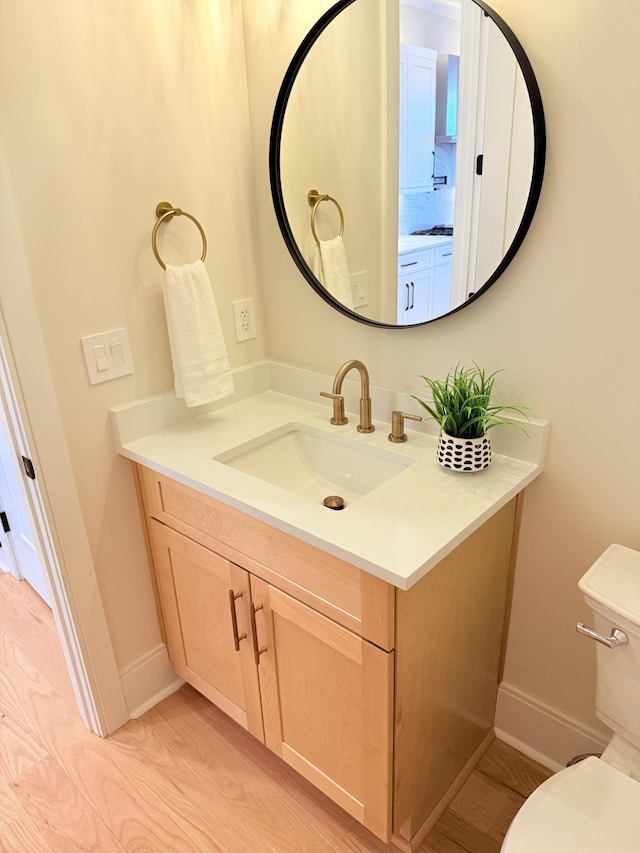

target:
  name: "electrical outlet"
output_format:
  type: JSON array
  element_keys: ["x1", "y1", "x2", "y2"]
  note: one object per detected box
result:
[
  {"x1": 350, "y1": 271, "x2": 369, "y2": 309},
  {"x1": 232, "y1": 298, "x2": 256, "y2": 342}
]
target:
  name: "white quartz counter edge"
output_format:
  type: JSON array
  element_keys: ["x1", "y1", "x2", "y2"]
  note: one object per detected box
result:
[
  {"x1": 398, "y1": 234, "x2": 452, "y2": 254},
  {"x1": 113, "y1": 390, "x2": 544, "y2": 591}
]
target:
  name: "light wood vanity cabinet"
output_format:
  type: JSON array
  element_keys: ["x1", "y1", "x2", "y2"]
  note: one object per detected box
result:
[
  {"x1": 251, "y1": 576, "x2": 394, "y2": 841},
  {"x1": 149, "y1": 522, "x2": 264, "y2": 740},
  {"x1": 135, "y1": 464, "x2": 521, "y2": 850}
]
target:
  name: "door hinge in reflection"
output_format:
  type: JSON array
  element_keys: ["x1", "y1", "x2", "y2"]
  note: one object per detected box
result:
[
  {"x1": 0, "y1": 511, "x2": 10, "y2": 533},
  {"x1": 22, "y1": 456, "x2": 36, "y2": 480}
]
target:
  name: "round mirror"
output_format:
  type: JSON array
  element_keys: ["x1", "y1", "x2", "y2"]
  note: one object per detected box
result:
[{"x1": 269, "y1": 0, "x2": 546, "y2": 328}]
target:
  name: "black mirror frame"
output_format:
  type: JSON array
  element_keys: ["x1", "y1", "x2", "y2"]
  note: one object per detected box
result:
[{"x1": 269, "y1": 0, "x2": 546, "y2": 329}]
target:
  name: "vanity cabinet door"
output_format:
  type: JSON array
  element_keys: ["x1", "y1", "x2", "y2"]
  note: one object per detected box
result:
[
  {"x1": 148, "y1": 521, "x2": 264, "y2": 741},
  {"x1": 250, "y1": 576, "x2": 393, "y2": 843}
]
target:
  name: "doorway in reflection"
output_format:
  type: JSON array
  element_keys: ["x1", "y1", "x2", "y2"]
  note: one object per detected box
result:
[
  {"x1": 397, "y1": 0, "x2": 535, "y2": 324},
  {"x1": 397, "y1": 1, "x2": 460, "y2": 323}
]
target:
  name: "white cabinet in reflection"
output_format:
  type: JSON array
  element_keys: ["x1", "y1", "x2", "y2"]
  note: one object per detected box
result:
[
  {"x1": 399, "y1": 44, "x2": 437, "y2": 192},
  {"x1": 397, "y1": 241, "x2": 452, "y2": 325},
  {"x1": 432, "y1": 243, "x2": 453, "y2": 318}
]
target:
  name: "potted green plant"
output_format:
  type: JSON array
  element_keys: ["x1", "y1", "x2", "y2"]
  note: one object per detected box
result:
[{"x1": 413, "y1": 363, "x2": 529, "y2": 471}]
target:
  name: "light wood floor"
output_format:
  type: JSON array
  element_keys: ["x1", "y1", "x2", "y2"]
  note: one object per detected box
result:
[{"x1": 0, "y1": 571, "x2": 552, "y2": 852}]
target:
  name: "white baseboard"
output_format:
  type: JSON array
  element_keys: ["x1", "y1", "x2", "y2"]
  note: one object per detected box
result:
[
  {"x1": 119, "y1": 651, "x2": 608, "y2": 766},
  {"x1": 119, "y1": 644, "x2": 184, "y2": 719},
  {"x1": 495, "y1": 682, "x2": 608, "y2": 772}
]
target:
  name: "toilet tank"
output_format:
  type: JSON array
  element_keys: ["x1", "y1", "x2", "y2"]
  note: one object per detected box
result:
[{"x1": 579, "y1": 545, "x2": 640, "y2": 744}]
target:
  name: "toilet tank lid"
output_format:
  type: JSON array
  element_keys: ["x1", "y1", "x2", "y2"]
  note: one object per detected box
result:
[{"x1": 579, "y1": 544, "x2": 640, "y2": 627}]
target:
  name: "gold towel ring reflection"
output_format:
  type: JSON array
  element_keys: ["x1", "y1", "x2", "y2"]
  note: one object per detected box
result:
[
  {"x1": 308, "y1": 189, "x2": 345, "y2": 245},
  {"x1": 151, "y1": 201, "x2": 208, "y2": 270}
]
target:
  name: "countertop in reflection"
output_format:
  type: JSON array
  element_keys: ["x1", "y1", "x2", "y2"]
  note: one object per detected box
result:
[{"x1": 398, "y1": 234, "x2": 453, "y2": 254}]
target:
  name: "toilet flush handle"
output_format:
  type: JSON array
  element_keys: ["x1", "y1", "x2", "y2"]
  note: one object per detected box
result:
[{"x1": 576, "y1": 622, "x2": 629, "y2": 649}]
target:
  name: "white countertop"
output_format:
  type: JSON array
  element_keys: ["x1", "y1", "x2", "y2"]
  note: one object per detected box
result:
[
  {"x1": 112, "y1": 370, "x2": 547, "y2": 590},
  {"x1": 398, "y1": 234, "x2": 453, "y2": 255}
]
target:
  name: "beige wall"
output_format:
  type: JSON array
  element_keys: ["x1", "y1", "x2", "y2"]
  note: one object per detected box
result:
[
  {"x1": 279, "y1": 0, "x2": 388, "y2": 320},
  {"x1": 1, "y1": 0, "x2": 639, "y2": 762},
  {"x1": 0, "y1": 0, "x2": 265, "y2": 675},
  {"x1": 246, "y1": 0, "x2": 640, "y2": 761}
]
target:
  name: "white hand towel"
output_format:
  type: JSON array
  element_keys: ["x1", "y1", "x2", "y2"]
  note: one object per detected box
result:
[
  {"x1": 314, "y1": 236, "x2": 354, "y2": 310},
  {"x1": 163, "y1": 260, "x2": 234, "y2": 407}
]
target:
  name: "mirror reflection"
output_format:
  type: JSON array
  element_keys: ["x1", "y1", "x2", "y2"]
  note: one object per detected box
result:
[{"x1": 275, "y1": 0, "x2": 545, "y2": 327}]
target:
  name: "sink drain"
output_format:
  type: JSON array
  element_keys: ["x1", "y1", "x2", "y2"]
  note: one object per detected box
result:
[{"x1": 323, "y1": 495, "x2": 345, "y2": 511}]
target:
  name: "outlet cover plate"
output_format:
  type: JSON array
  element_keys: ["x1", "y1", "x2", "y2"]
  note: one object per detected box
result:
[
  {"x1": 233, "y1": 298, "x2": 256, "y2": 342},
  {"x1": 350, "y1": 271, "x2": 368, "y2": 308}
]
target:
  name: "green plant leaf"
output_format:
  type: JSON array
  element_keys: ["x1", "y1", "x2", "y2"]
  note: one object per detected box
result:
[{"x1": 412, "y1": 363, "x2": 530, "y2": 439}]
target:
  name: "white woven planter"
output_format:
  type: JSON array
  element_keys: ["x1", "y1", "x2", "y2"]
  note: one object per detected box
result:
[{"x1": 437, "y1": 433, "x2": 491, "y2": 472}]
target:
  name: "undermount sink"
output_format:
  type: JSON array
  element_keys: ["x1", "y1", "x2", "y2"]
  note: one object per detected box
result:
[{"x1": 214, "y1": 422, "x2": 414, "y2": 507}]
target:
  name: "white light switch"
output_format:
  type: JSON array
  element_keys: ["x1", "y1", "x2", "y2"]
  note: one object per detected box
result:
[
  {"x1": 93, "y1": 344, "x2": 109, "y2": 372},
  {"x1": 110, "y1": 340, "x2": 124, "y2": 367},
  {"x1": 81, "y1": 328, "x2": 134, "y2": 385}
]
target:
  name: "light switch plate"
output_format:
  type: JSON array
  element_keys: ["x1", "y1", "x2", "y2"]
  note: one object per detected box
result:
[{"x1": 81, "y1": 328, "x2": 134, "y2": 385}]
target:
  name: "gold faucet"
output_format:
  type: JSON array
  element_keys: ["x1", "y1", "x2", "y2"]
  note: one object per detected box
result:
[{"x1": 320, "y1": 359, "x2": 375, "y2": 433}]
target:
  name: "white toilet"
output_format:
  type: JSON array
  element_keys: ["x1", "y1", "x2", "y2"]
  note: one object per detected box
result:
[{"x1": 501, "y1": 544, "x2": 640, "y2": 851}]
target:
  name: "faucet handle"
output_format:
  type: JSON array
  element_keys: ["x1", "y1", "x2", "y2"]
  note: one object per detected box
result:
[
  {"x1": 320, "y1": 391, "x2": 348, "y2": 425},
  {"x1": 388, "y1": 410, "x2": 422, "y2": 443}
]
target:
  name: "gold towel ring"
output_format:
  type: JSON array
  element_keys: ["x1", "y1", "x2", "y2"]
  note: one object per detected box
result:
[
  {"x1": 308, "y1": 189, "x2": 345, "y2": 245},
  {"x1": 151, "y1": 201, "x2": 208, "y2": 270}
]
